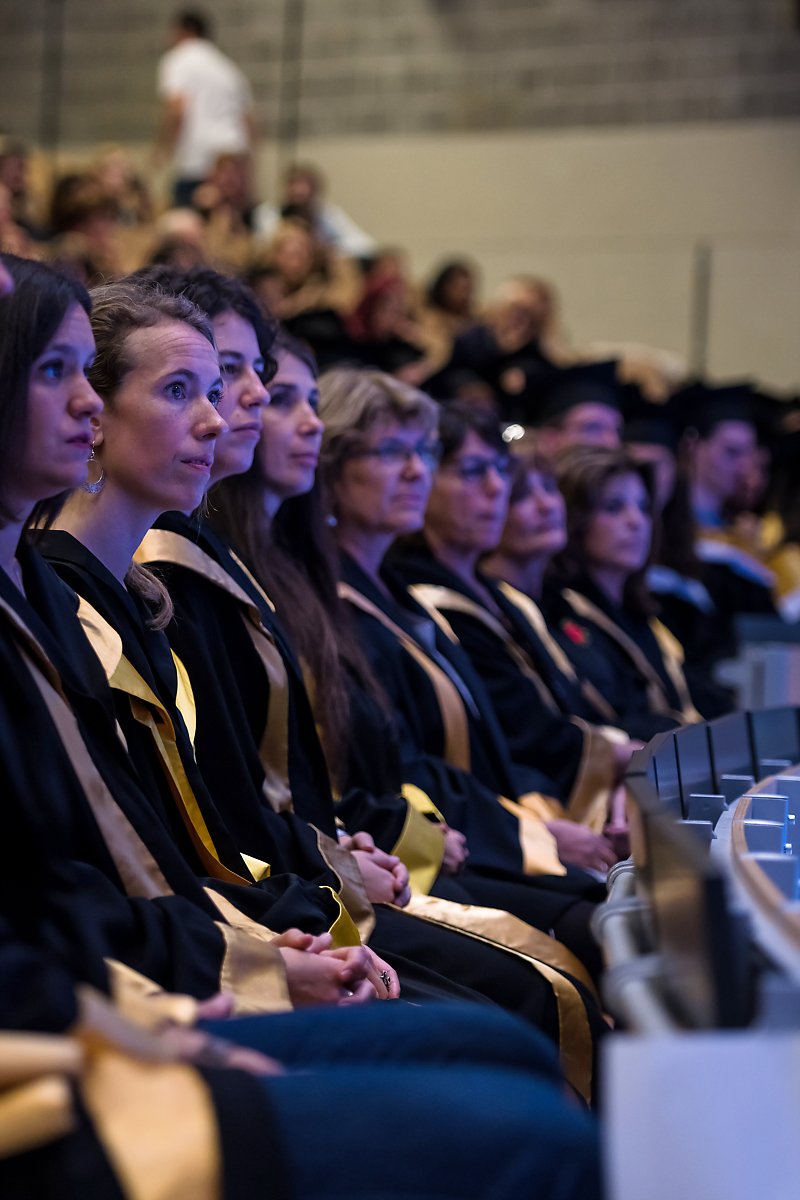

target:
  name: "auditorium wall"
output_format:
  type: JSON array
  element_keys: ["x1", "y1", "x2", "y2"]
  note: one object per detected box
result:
[{"x1": 1, "y1": 0, "x2": 799, "y2": 387}]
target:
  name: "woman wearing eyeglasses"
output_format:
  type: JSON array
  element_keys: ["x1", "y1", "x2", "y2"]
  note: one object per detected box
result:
[{"x1": 389, "y1": 406, "x2": 633, "y2": 874}]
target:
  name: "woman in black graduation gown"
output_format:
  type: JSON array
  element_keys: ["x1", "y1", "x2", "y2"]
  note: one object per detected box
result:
[
  {"x1": 544, "y1": 444, "x2": 702, "y2": 742},
  {"x1": 389, "y1": 404, "x2": 631, "y2": 867},
  {"x1": 0, "y1": 254, "x2": 605, "y2": 1191}
]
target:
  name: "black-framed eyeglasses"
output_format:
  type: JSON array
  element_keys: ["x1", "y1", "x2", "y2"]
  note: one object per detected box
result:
[
  {"x1": 442, "y1": 454, "x2": 512, "y2": 483},
  {"x1": 349, "y1": 438, "x2": 443, "y2": 470}
]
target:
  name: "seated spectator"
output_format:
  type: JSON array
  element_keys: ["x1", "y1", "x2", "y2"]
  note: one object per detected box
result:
[
  {"x1": 418, "y1": 257, "x2": 480, "y2": 366},
  {"x1": 678, "y1": 381, "x2": 779, "y2": 658},
  {"x1": 47, "y1": 172, "x2": 122, "y2": 283},
  {"x1": 263, "y1": 216, "x2": 361, "y2": 319},
  {"x1": 0, "y1": 180, "x2": 35, "y2": 257},
  {"x1": 346, "y1": 267, "x2": 439, "y2": 383},
  {"x1": 192, "y1": 150, "x2": 256, "y2": 235},
  {"x1": 625, "y1": 400, "x2": 735, "y2": 716},
  {"x1": 254, "y1": 160, "x2": 376, "y2": 259},
  {"x1": 0, "y1": 135, "x2": 46, "y2": 239},
  {"x1": 432, "y1": 275, "x2": 566, "y2": 419},
  {"x1": 545, "y1": 445, "x2": 703, "y2": 741},
  {"x1": 91, "y1": 144, "x2": 154, "y2": 226},
  {"x1": 532, "y1": 362, "x2": 624, "y2": 455}
]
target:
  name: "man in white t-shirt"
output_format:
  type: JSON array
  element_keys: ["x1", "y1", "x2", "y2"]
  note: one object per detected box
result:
[{"x1": 156, "y1": 10, "x2": 254, "y2": 207}]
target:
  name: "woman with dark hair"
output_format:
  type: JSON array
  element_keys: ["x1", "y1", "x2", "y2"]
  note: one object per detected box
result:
[
  {"x1": 626, "y1": 409, "x2": 735, "y2": 717},
  {"x1": 544, "y1": 444, "x2": 701, "y2": 741},
  {"x1": 390, "y1": 406, "x2": 632, "y2": 870}
]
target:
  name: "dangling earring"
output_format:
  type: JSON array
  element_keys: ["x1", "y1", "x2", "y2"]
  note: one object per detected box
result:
[{"x1": 83, "y1": 443, "x2": 105, "y2": 495}]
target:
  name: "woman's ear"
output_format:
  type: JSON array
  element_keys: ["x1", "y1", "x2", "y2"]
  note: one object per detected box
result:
[{"x1": 90, "y1": 415, "x2": 104, "y2": 449}]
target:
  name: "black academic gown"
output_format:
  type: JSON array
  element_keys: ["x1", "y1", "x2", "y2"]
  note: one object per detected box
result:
[
  {"x1": 338, "y1": 555, "x2": 608, "y2": 953},
  {"x1": 543, "y1": 573, "x2": 701, "y2": 742},
  {"x1": 0, "y1": 554, "x2": 243, "y2": 996},
  {"x1": 647, "y1": 565, "x2": 735, "y2": 718},
  {"x1": 0, "y1": 820, "x2": 285, "y2": 1200},
  {"x1": 37, "y1": 529, "x2": 349, "y2": 917},
  {"x1": 694, "y1": 523, "x2": 778, "y2": 663},
  {"x1": 389, "y1": 538, "x2": 618, "y2": 826}
]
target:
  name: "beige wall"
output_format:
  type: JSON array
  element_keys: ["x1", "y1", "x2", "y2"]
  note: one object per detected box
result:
[
  {"x1": 52, "y1": 115, "x2": 800, "y2": 391},
  {"x1": 297, "y1": 118, "x2": 800, "y2": 391}
]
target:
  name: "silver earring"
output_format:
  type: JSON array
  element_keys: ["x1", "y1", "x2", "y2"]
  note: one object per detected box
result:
[
  {"x1": 83, "y1": 444, "x2": 105, "y2": 495},
  {"x1": 325, "y1": 513, "x2": 338, "y2": 527}
]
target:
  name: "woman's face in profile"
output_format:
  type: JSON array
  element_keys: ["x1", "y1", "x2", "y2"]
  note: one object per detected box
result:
[
  {"x1": 8, "y1": 304, "x2": 100, "y2": 517},
  {"x1": 95, "y1": 319, "x2": 224, "y2": 519},
  {"x1": 255, "y1": 351, "x2": 323, "y2": 511},
  {"x1": 334, "y1": 417, "x2": 436, "y2": 539},
  {"x1": 499, "y1": 469, "x2": 566, "y2": 563},
  {"x1": 583, "y1": 471, "x2": 652, "y2": 579}
]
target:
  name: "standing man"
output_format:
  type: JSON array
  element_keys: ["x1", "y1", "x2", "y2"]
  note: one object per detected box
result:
[{"x1": 156, "y1": 10, "x2": 255, "y2": 208}]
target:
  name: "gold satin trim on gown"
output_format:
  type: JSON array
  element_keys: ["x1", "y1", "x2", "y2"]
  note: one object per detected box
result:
[
  {"x1": 338, "y1": 582, "x2": 471, "y2": 772},
  {"x1": 0, "y1": 597, "x2": 174, "y2": 901},
  {"x1": 138, "y1": 532, "x2": 374, "y2": 944},
  {"x1": 77, "y1": 594, "x2": 266, "y2": 887},
  {"x1": 409, "y1": 583, "x2": 617, "y2": 828},
  {"x1": 497, "y1": 794, "x2": 566, "y2": 876},
  {"x1": 497, "y1": 581, "x2": 618, "y2": 723},
  {"x1": 0, "y1": 1031, "x2": 80, "y2": 1159},
  {"x1": 395, "y1": 783, "x2": 446, "y2": 894},
  {"x1": 202, "y1": 889, "x2": 294, "y2": 1014},
  {"x1": 104, "y1": 960, "x2": 199, "y2": 1030},
  {"x1": 649, "y1": 619, "x2": 703, "y2": 723},
  {"x1": 314, "y1": 829, "x2": 375, "y2": 944},
  {"x1": 404, "y1": 894, "x2": 594, "y2": 1104},
  {"x1": 0, "y1": 1076, "x2": 76, "y2": 1159},
  {"x1": 561, "y1": 589, "x2": 700, "y2": 723},
  {"x1": 137, "y1": 530, "x2": 293, "y2": 815},
  {"x1": 408, "y1": 582, "x2": 562, "y2": 715},
  {"x1": 565, "y1": 719, "x2": 618, "y2": 832},
  {"x1": 82, "y1": 1049, "x2": 221, "y2": 1200}
]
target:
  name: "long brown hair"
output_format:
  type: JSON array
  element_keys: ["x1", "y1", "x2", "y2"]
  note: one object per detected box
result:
[
  {"x1": 209, "y1": 342, "x2": 386, "y2": 784},
  {"x1": 551, "y1": 444, "x2": 657, "y2": 615}
]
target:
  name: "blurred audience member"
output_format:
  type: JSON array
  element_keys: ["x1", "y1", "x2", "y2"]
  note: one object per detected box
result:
[
  {"x1": 254, "y1": 161, "x2": 376, "y2": 259},
  {"x1": 156, "y1": 9, "x2": 254, "y2": 207}
]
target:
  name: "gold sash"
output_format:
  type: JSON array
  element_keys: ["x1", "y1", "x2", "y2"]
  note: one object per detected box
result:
[
  {"x1": 339, "y1": 582, "x2": 472, "y2": 772},
  {"x1": 77, "y1": 596, "x2": 266, "y2": 887},
  {"x1": 408, "y1": 582, "x2": 562, "y2": 715},
  {"x1": 137, "y1": 530, "x2": 292, "y2": 814},
  {"x1": 404, "y1": 895, "x2": 595, "y2": 1104},
  {"x1": 561, "y1": 589, "x2": 699, "y2": 724},
  {"x1": 497, "y1": 582, "x2": 618, "y2": 722},
  {"x1": 0, "y1": 596, "x2": 174, "y2": 900},
  {"x1": 408, "y1": 583, "x2": 616, "y2": 831}
]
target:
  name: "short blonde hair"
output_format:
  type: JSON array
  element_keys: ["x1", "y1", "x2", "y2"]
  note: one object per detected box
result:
[{"x1": 318, "y1": 367, "x2": 439, "y2": 477}]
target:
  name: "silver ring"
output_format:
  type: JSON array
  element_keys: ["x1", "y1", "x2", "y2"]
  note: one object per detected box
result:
[{"x1": 379, "y1": 969, "x2": 392, "y2": 993}]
